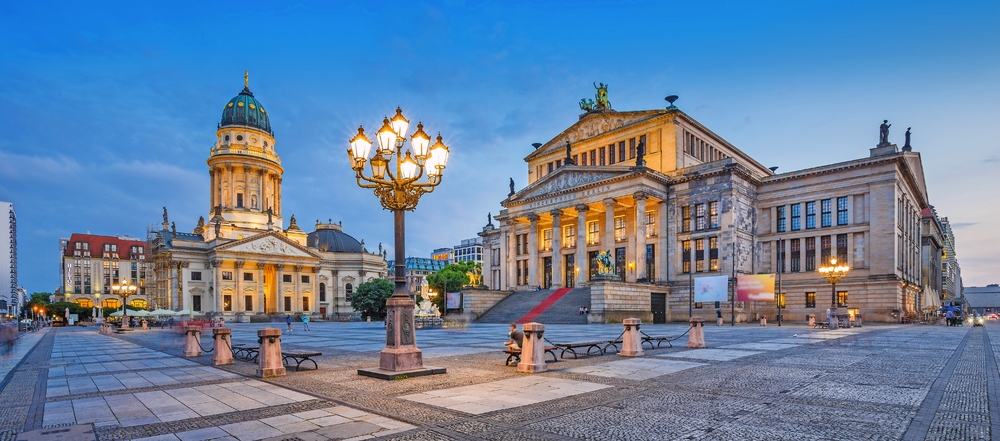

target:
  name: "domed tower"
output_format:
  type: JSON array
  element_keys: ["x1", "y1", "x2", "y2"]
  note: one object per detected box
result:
[{"x1": 206, "y1": 72, "x2": 284, "y2": 240}]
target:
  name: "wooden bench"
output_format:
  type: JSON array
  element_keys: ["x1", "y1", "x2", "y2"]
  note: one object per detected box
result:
[
  {"x1": 282, "y1": 350, "x2": 322, "y2": 371},
  {"x1": 551, "y1": 341, "x2": 608, "y2": 359},
  {"x1": 230, "y1": 343, "x2": 259, "y2": 362},
  {"x1": 503, "y1": 346, "x2": 558, "y2": 366}
]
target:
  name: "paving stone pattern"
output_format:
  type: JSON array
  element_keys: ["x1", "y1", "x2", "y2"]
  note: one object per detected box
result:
[{"x1": 6, "y1": 322, "x2": 1000, "y2": 439}]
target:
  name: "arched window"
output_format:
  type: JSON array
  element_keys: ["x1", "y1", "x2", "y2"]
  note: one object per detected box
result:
[
  {"x1": 130, "y1": 299, "x2": 147, "y2": 309},
  {"x1": 103, "y1": 299, "x2": 121, "y2": 309},
  {"x1": 319, "y1": 283, "x2": 326, "y2": 302},
  {"x1": 345, "y1": 283, "x2": 353, "y2": 301},
  {"x1": 76, "y1": 299, "x2": 93, "y2": 308}
]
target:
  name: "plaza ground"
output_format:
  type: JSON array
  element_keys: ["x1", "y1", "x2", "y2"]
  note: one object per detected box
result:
[{"x1": 0, "y1": 320, "x2": 996, "y2": 440}]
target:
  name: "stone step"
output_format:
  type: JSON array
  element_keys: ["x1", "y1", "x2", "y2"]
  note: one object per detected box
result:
[{"x1": 476, "y1": 287, "x2": 591, "y2": 324}]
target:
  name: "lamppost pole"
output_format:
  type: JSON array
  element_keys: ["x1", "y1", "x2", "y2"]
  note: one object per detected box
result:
[{"x1": 347, "y1": 108, "x2": 449, "y2": 377}]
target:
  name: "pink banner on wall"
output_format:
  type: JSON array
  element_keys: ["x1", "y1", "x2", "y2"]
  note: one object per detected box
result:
[{"x1": 736, "y1": 274, "x2": 776, "y2": 302}]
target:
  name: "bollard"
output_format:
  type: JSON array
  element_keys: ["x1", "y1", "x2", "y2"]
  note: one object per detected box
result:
[
  {"x1": 619, "y1": 318, "x2": 644, "y2": 357},
  {"x1": 213, "y1": 327, "x2": 234, "y2": 366},
  {"x1": 808, "y1": 314, "x2": 815, "y2": 327},
  {"x1": 257, "y1": 328, "x2": 286, "y2": 378},
  {"x1": 517, "y1": 322, "x2": 548, "y2": 373},
  {"x1": 760, "y1": 317, "x2": 767, "y2": 327},
  {"x1": 141, "y1": 319, "x2": 148, "y2": 330},
  {"x1": 183, "y1": 325, "x2": 202, "y2": 357},
  {"x1": 688, "y1": 317, "x2": 706, "y2": 348}
]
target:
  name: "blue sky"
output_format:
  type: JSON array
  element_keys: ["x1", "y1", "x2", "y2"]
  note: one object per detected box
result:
[{"x1": 1, "y1": 1, "x2": 998, "y2": 293}]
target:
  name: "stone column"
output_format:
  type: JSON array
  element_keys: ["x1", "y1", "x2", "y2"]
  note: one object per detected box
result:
[
  {"x1": 257, "y1": 328, "x2": 286, "y2": 378},
  {"x1": 550, "y1": 209, "x2": 563, "y2": 288},
  {"x1": 575, "y1": 204, "x2": 589, "y2": 286},
  {"x1": 226, "y1": 165, "x2": 235, "y2": 209},
  {"x1": 657, "y1": 200, "x2": 668, "y2": 283},
  {"x1": 209, "y1": 168, "x2": 215, "y2": 210},
  {"x1": 212, "y1": 327, "x2": 233, "y2": 365},
  {"x1": 635, "y1": 192, "x2": 648, "y2": 282},
  {"x1": 294, "y1": 265, "x2": 303, "y2": 312},
  {"x1": 275, "y1": 264, "x2": 284, "y2": 313},
  {"x1": 527, "y1": 214, "x2": 539, "y2": 288},
  {"x1": 311, "y1": 267, "x2": 320, "y2": 313},
  {"x1": 516, "y1": 322, "x2": 548, "y2": 373},
  {"x1": 257, "y1": 263, "x2": 266, "y2": 313},
  {"x1": 505, "y1": 220, "x2": 516, "y2": 290},
  {"x1": 276, "y1": 177, "x2": 282, "y2": 216},
  {"x1": 213, "y1": 260, "x2": 223, "y2": 313},
  {"x1": 619, "y1": 318, "x2": 644, "y2": 357},
  {"x1": 234, "y1": 261, "x2": 244, "y2": 313},
  {"x1": 603, "y1": 198, "x2": 616, "y2": 252}
]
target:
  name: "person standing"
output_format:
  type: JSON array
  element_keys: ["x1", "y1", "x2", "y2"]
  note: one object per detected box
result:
[
  {"x1": 285, "y1": 315, "x2": 293, "y2": 332},
  {"x1": 945, "y1": 310, "x2": 954, "y2": 327},
  {"x1": 716, "y1": 308, "x2": 723, "y2": 326},
  {"x1": 301, "y1": 314, "x2": 310, "y2": 331}
]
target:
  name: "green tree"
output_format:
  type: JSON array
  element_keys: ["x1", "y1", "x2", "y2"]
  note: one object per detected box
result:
[
  {"x1": 350, "y1": 279, "x2": 394, "y2": 321},
  {"x1": 22, "y1": 292, "x2": 52, "y2": 318},
  {"x1": 425, "y1": 261, "x2": 480, "y2": 311}
]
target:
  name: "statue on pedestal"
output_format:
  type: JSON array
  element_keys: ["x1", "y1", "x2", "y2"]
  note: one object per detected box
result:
[
  {"x1": 879, "y1": 120, "x2": 891, "y2": 145},
  {"x1": 903, "y1": 127, "x2": 912, "y2": 151},
  {"x1": 508, "y1": 178, "x2": 515, "y2": 197},
  {"x1": 636, "y1": 140, "x2": 646, "y2": 167},
  {"x1": 596, "y1": 250, "x2": 615, "y2": 276}
]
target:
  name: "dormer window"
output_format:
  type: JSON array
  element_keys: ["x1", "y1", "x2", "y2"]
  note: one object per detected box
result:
[
  {"x1": 224, "y1": 135, "x2": 230, "y2": 142},
  {"x1": 236, "y1": 193, "x2": 244, "y2": 208}
]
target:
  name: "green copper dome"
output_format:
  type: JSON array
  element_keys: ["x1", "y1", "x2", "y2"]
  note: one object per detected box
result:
[{"x1": 220, "y1": 87, "x2": 272, "y2": 134}]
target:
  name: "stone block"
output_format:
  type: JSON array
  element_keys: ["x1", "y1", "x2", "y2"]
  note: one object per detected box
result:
[
  {"x1": 517, "y1": 322, "x2": 548, "y2": 373},
  {"x1": 257, "y1": 327, "x2": 286, "y2": 378},
  {"x1": 213, "y1": 327, "x2": 234, "y2": 366},
  {"x1": 183, "y1": 326, "x2": 202, "y2": 357}
]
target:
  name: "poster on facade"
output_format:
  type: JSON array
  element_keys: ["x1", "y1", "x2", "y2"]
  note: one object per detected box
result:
[
  {"x1": 694, "y1": 275, "x2": 729, "y2": 302},
  {"x1": 446, "y1": 292, "x2": 461, "y2": 310},
  {"x1": 736, "y1": 274, "x2": 776, "y2": 301}
]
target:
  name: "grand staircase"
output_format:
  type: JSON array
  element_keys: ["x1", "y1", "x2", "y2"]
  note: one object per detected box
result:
[{"x1": 475, "y1": 287, "x2": 591, "y2": 324}]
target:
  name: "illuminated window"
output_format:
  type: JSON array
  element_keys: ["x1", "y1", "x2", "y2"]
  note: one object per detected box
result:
[
  {"x1": 542, "y1": 229, "x2": 552, "y2": 251},
  {"x1": 695, "y1": 239, "x2": 705, "y2": 272},
  {"x1": 587, "y1": 221, "x2": 600, "y2": 245},
  {"x1": 646, "y1": 210, "x2": 656, "y2": 237},
  {"x1": 805, "y1": 292, "x2": 816, "y2": 308},
  {"x1": 564, "y1": 225, "x2": 576, "y2": 248},
  {"x1": 709, "y1": 202, "x2": 719, "y2": 229},
  {"x1": 681, "y1": 206, "x2": 691, "y2": 232},
  {"x1": 837, "y1": 291, "x2": 848, "y2": 307},
  {"x1": 709, "y1": 237, "x2": 719, "y2": 271},
  {"x1": 682, "y1": 240, "x2": 691, "y2": 273},
  {"x1": 695, "y1": 204, "x2": 707, "y2": 230},
  {"x1": 222, "y1": 271, "x2": 233, "y2": 280},
  {"x1": 614, "y1": 216, "x2": 626, "y2": 241}
]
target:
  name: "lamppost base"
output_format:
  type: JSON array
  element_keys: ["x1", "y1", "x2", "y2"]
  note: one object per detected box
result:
[
  {"x1": 828, "y1": 307, "x2": 839, "y2": 330},
  {"x1": 379, "y1": 346, "x2": 424, "y2": 371},
  {"x1": 358, "y1": 365, "x2": 447, "y2": 380}
]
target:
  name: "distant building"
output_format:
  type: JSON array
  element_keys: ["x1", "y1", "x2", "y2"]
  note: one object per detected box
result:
[
  {"x1": 431, "y1": 248, "x2": 453, "y2": 263},
  {"x1": 59, "y1": 233, "x2": 150, "y2": 309},
  {"x1": 940, "y1": 217, "x2": 963, "y2": 302},
  {"x1": 388, "y1": 257, "x2": 448, "y2": 297},
  {"x1": 453, "y1": 237, "x2": 484, "y2": 266},
  {"x1": 0, "y1": 202, "x2": 14, "y2": 315},
  {"x1": 964, "y1": 285, "x2": 1000, "y2": 314},
  {"x1": 920, "y1": 207, "x2": 944, "y2": 310}
]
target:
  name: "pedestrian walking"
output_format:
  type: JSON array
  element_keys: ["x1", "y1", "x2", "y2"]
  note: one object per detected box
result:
[
  {"x1": 716, "y1": 308, "x2": 723, "y2": 326},
  {"x1": 285, "y1": 315, "x2": 293, "y2": 332},
  {"x1": 301, "y1": 314, "x2": 310, "y2": 331}
]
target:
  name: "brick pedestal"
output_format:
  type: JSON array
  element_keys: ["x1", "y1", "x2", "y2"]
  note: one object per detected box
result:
[
  {"x1": 257, "y1": 328, "x2": 286, "y2": 378},
  {"x1": 183, "y1": 326, "x2": 201, "y2": 357},
  {"x1": 213, "y1": 327, "x2": 234, "y2": 366},
  {"x1": 688, "y1": 317, "x2": 706, "y2": 348},
  {"x1": 517, "y1": 322, "x2": 548, "y2": 373}
]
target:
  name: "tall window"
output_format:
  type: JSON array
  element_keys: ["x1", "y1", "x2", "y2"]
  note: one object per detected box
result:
[
  {"x1": 695, "y1": 239, "x2": 705, "y2": 272},
  {"x1": 806, "y1": 201, "x2": 816, "y2": 229},
  {"x1": 614, "y1": 216, "x2": 626, "y2": 242},
  {"x1": 790, "y1": 238, "x2": 801, "y2": 273},
  {"x1": 805, "y1": 292, "x2": 816, "y2": 308},
  {"x1": 837, "y1": 291, "x2": 848, "y2": 307},
  {"x1": 709, "y1": 237, "x2": 719, "y2": 271},
  {"x1": 837, "y1": 233, "x2": 848, "y2": 263},
  {"x1": 629, "y1": 138, "x2": 636, "y2": 159},
  {"x1": 599, "y1": 147, "x2": 606, "y2": 166},
  {"x1": 646, "y1": 244, "x2": 655, "y2": 281},
  {"x1": 695, "y1": 203, "x2": 707, "y2": 230},
  {"x1": 587, "y1": 221, "x2": 600, "y2": 245},
  {"x1": 190, "y1": 272, "x2": 202, "y2": 281},
  {"x1": 821, "y1": 199, "x2": 832, "y2": 227},
  {"x1": 542, "y1": 229, "x2": 552, "y2": 251},
  {"x1": 303, "y1": 297, "x2": 310, "y2": 311},
  {"x1": 236, "y1": 193, "x2": 244, "y2": 208},
  {"x1": 791, "y1": 204, "x2": 801, "y2": 231},
  {"x1": 283, "y1": 274, "x2": 292, "y2": 283},
  {"x1": 608, "y1": 144, "x2": 616, "y2": 164},
  {"x1": 646, "y1": 210, "x2": 657, "y2": 237},
  {"x1": 837, "y1": 197, "x2": 849, "y2": 226},
  {"x1": 590, "y1": 150, "x2": 596, "y2": 166},
  {"x1": 776, "y1": 205, "x2": 787, "y2": 233},
  {"x1": 709, "y1": 202, "x2": 719, "y2": 229},
  {"x1": 619, "y1": 142, "x2": 626, "y2": 162},
  {"x1": 319, "y1": 283, "x2": 326, "y2": 302},
  {"x1": 681, "y1": 206, "x2": 691, "y2": 232},
  {"x1": 243, "y1": 272, "x2": 254, "y2": 281},
  {"x1": 564, "y1": 225, "x2": 576, "y2": 248},
  {"x1": 345, "y1": 283, "x2": 353, "y2": 301},
  {"x1": 245, "y1": 295, "x2": 253, "y2": 311},
  {"x1": 682, "y1": 240, "x2": 691, "y2": 273},
  {"x1": 223, "y1": 295, "x2": 232, "y2": 312},
  {"x1": 805, "y1": 237, "x2": 816, "y2": 271},
  {"x1": 520, "y1": 234, "x2": 528, "y2": 254},
  {"x1": 821, "y1": 235, "x2": 832, "y2": 264}
]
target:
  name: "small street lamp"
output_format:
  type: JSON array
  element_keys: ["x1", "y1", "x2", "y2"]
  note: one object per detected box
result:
[
  {"x1": 95, "y1": 292, "x2": 103, "y2": 323},
  {"x1": 347, "y1": 108, "x2": 449, "y2": 376},
  {"x1": 818, "y1": 257, "x2": 849, "y2": 330},
  {"x1": 112, "y1": 278, "x2": 138, "y2": 329}
]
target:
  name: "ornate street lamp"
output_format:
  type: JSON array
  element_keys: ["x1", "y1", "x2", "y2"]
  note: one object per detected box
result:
[
  {"x1": 347, "y1": 107, "x2": 449, "y2": 377},
  {"x1": 818, "y1": 257, "x2": 849, "y2": 330},
  {"x1": 112, "y1": 278, "x2": 138, "y2": 329}
]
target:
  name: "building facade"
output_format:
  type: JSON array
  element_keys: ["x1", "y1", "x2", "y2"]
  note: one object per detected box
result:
[
  {"x1": 920, "y1": 206, "x2": 944, "y2": 310},
  {"x1": 147, "y1": 78, "x2": 387, "y2": 319},
  {"x1": 387, "y1": 257, "x2": 448, "y2": 297},
  {"x1": 59, "y1": 234, "x2": 150, "y2": 309},
  {"x1": 453, "y1": 237, "x2": 484, "y2": 266},
  {"x1": 1, "y1": 202, "x2": 15, "y2": 314},
  {"x1": 481, "y1": 92, "x2": 945, "y2": 322},
  {"x1": 940, "y1": 217, "x2": 963, "y2": 302}
]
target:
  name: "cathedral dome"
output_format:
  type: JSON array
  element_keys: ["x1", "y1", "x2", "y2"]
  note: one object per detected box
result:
[
  {"x1": 307, "y1": 227, "x2": 363, "y2": 253},
  {"x1": 220, "y1": 87, "x2": 272, "y2": 134}
]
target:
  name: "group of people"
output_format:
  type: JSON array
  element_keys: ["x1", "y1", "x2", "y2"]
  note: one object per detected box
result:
[
  {"x1": 944, "y1": 309, "x2": 966, "y2": 326},
  {"x1": 285, "y1": 314, "x2": 311, "y2": 331},
  {"x1": 578, "y1": 306, "x2": 590, "y2": 315}
]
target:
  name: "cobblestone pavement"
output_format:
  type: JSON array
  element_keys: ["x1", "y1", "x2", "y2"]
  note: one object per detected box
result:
[{"x1": 4, "y1": 321, "x2": 1000, "y2": 440}]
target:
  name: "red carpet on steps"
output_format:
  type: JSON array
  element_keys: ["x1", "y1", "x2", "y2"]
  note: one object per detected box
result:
[{"x1": 516, "y1": 288, "x2": 573, "y2": 324}]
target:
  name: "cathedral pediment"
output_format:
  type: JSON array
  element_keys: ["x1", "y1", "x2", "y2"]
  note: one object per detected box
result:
[
  {"x1": 213, "y1": 231, "x2": 320, "y2": 259},
  {"x1": 504, "y1": 167, "x2": 630, "y2": 206},
  {"x1": 525, "y1": 110, "x2": 666, "y2": 161}
]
